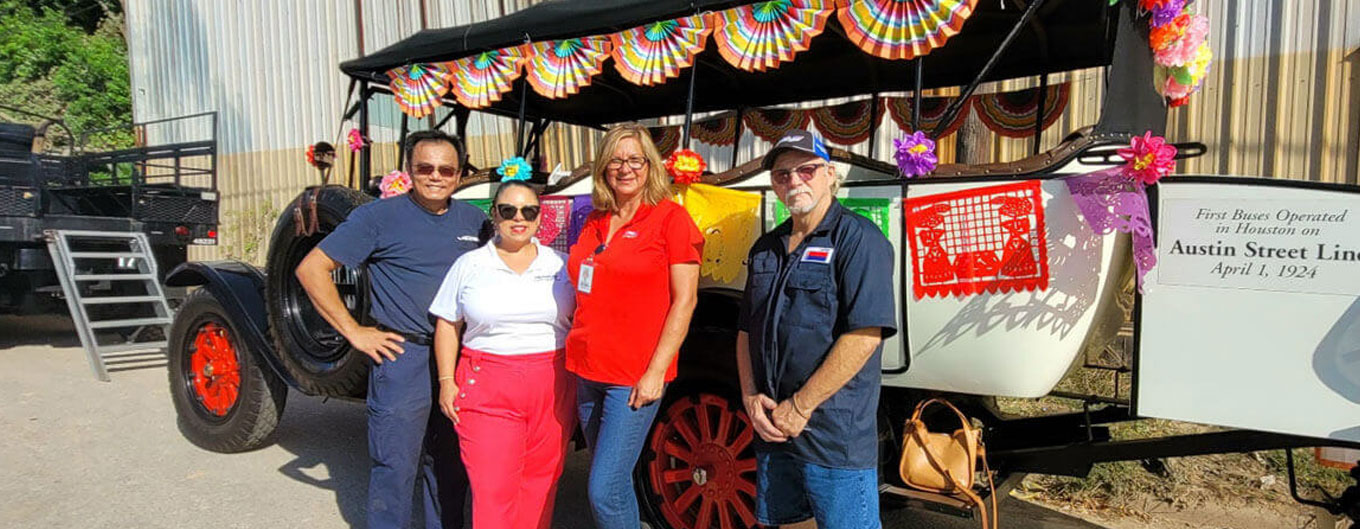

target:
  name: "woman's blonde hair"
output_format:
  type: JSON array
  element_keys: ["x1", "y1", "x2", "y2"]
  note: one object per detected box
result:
[{"x1": 591, "y1": 123, "x2": 672, "y2": 212}]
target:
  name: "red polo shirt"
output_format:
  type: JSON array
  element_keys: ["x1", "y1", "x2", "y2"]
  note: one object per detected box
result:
[{"x1": 566, "y1": 199, "x2": 704, "y2": 385}]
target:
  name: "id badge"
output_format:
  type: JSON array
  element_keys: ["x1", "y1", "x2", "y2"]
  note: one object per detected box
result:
[{"x1": 578, "y1": 262, "x2": 594, "y2": 294}]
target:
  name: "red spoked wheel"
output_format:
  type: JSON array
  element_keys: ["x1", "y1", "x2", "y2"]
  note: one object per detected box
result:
[
  {"x1": 644, "y1": 393, "x2": 759, "y2": 529},
  {"x1": 189, "y1": 322, "x2": 241, "y2": 417}
]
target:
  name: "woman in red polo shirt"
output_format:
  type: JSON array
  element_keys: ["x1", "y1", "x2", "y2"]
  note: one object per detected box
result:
[{"x1": 567, "y1": 123, "x2": 703, "y2": 529}]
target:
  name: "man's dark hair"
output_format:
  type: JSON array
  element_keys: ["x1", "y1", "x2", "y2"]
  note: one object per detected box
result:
[{"x1": 402, "y1": 130, "x2": 468, "y2": 174}]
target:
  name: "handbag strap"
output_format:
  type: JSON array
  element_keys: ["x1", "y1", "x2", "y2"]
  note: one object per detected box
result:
[{"x1": 910, "y1": 398, "x2": 978, "y2": 439}]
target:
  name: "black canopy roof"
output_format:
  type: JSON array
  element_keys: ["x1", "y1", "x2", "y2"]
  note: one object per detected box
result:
[{"x1": 340, "y1": 0, "x2": 1117, "y2": 127}]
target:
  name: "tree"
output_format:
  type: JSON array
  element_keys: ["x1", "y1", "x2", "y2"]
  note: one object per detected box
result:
[{"x1": 0, "y1": 0, "x2": 130, "y2": 149}]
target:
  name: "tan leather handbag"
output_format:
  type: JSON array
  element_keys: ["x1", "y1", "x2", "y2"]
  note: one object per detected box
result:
[{"x1": 899, "y1": 398, "x2": 999, "y2": 529}]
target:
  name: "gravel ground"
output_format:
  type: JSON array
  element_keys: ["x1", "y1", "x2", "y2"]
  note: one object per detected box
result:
[{"x1": 0, "y1": 314, "x2": 1106, "y2": 529}]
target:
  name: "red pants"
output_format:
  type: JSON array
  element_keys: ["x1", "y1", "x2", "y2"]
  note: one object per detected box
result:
[{"x1": 453, "y1": 347, "x2": 576, "y2": 529}]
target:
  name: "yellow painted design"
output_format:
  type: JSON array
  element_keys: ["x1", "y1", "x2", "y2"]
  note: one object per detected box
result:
[{"x1": 675, "y1": 183, "x2": 762, "y2": 285}]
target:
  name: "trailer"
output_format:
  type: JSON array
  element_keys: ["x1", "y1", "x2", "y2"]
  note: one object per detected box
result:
[{"x1": 162, "y1": 1, "x2": 1359, "y2": 526}]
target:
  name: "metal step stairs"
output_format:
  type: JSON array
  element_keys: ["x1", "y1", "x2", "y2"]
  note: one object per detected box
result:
[{"x1": 45, "y1": 230, "x2": 172, "y2": 381}]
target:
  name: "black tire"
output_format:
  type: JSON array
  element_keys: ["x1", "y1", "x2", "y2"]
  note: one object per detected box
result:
[
  {"x1": 265, "y1": 185, "x2": 372, "y2": 397},
  {"x1": 636, "y1": 383, "x2": 760, "y2": 529},
  {"x1": 0, "y1": 122, "x2": 36, "y2": 154},
  {"x1": 168, "y1": 289, "x2": 287, "y2": 453}
]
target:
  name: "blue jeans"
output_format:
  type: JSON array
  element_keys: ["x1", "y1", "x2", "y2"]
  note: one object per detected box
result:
[
  {"x1": 755, "y1": 450, "x2": 881, "y2": 529},
  {"x1": 575, "y1": 375, "x2": 664, "y2": 529},
  {"x1": 366, "y1": 342, "x2": 469, "y2": 529}
]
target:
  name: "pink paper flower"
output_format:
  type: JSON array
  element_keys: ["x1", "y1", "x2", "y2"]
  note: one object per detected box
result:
[
  {"x1": 380, "y1": 170, "x2": 412, "y2": 198},
  {"x1": 1151, "y1": 12, "x2": 1209, "y2": 67},
  {"x1": 346, "y1": 128, "x2": 367, "y2": 152},
  {"x1": 1117, "y1": 132, "x2": 1177, "y2": 185},
  {"x1": 893, "y1": 131, "x2": 937, "y2": 178}
]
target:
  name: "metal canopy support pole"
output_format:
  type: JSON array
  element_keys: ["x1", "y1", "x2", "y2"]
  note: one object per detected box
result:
[
  {"x1": 930, "y1": 0, "x2": 1046, "y2": 138},
  {"x1": 912, "y1": 60, "x2": 923, "y2": 132},
  {"x1": 522, "y1": 119, "x2": 546, "y2": 158},
  {"x1": 515, "y1": 77, "x2": 529, "y2": 157},
  {"x1": 432, "y1": 108, "x2": 457, "y2": 131},
  {"x1": 730, "y1": 107, "x2": 745, "y2": 169},
  {"x1": 681, "y1": 66, "x2": 698, "y2": 150},
  {"x1": 454, "y1": 106, "x2": 470, "y2": 141},
  {"x1": 396, "y1": 113, "x2": 410, "y2": 170},
  {"x1": 1033, "y1": 73, "x2": 1048, "y2": 155},
  {"x1": 867, "y1": 93, "x2": 881, "y2": 158},
  {"x1": 359, "y1": 85, "x2": 371, "y2": 181}
]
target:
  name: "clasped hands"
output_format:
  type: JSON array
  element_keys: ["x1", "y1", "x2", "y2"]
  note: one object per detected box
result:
[{"x1": 742, "y1": 392, "x2": 811, "y2": 442}]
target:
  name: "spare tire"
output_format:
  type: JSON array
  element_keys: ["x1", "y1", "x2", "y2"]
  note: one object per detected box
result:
[
  {"x1": 265, "y1": 185, "x2": 372, "y2": 397},
  {"x1": 0, "y1": 122, "x2": 36, "y2": 154}
]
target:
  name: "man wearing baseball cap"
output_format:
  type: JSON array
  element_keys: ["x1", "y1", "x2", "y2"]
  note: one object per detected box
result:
[{"x1": 735, "y1": 130, "x2": 897, "y2": 528}]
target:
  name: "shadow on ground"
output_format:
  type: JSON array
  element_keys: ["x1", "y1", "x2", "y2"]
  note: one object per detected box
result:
[
  {"x1": 261, "y1": 392, "x2": 1104, "y2": 529},
  {"x1": 0, "y1": 315, "x2": 81, "y2": 349}
]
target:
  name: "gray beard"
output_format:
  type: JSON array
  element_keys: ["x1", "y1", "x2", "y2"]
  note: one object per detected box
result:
[{"x1": 785, "y1": 191, "x2": 815, "y2": 215}]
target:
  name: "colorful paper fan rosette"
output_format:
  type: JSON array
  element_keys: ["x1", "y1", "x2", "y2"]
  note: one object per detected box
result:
[
  {"x1": 836, "y1": 0, "x2": 979, "y2": 60},
  {"x1": 526, "y1": 37, "x2": 613, "y2": 99},
  {"x1": 884, "y1": 95, "x2": 968, "y2": 138},
  {"x1": 972, "y1": 83, "x2": 1070, "y2": 138},
  {"x1": 713, "y1": 0, "x2": 833, "y2": 72},
  {"x1": 648, "y1": 126, "x2": 681, "y2": 156},
  {"x1": 609, "y1": 14, "x2": 714, "y2": 86},
  {"x1": 811, "y1": 99, "x2": 883, "y2": 145},
  {"x1": 743, "y1": 107, "x2": 812, "y2": 143},
  {"x1": 446, "y1": 47, "x2": 527, "y2": 109},
  {"x1": 387, "y1": 63, "x2": 451, "y2": 118},
  {"x1": 692, "y1": 113, "x2": 739, "y2": 146}
]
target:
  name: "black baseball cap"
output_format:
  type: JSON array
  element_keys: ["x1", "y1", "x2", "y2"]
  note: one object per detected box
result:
[{"x1": 762, "y1": 129, "x2": 831, "y2": 170}]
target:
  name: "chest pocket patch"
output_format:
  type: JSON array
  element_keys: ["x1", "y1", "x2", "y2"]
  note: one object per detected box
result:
[{"x1": 782, "y1": 267, "x2": 833, "y2": 321}]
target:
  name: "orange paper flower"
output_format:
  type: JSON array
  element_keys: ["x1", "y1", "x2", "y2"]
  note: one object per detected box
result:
[{"x1": 665, "y1": 149, "x2": 706, "y2": 184}]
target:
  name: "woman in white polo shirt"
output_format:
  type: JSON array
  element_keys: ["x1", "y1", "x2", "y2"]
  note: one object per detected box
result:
[{"x1": 429, "y1": 180, "x2": 576, "y2": 529}]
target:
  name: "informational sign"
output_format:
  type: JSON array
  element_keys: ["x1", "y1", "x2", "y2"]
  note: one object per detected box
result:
[
  {"x1": 1157, "y1": 198, "x2": 1360, "y2": 296},
  {"x1": 1139, "y1": 180, "x2": 1360, "y2": 444}
]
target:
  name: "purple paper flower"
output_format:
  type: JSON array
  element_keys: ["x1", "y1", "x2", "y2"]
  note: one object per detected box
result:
[
  {"x1": 1149, "y1": 0, "x2": 1186, "y2": 27},
  {"x1": 894, "y1": 131, "x2": 937, "y2": 178}
]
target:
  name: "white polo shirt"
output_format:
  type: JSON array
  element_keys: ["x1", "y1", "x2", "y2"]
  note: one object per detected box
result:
[{"x1": 428, "y1": 239, "x2": 575, "y2": 355}]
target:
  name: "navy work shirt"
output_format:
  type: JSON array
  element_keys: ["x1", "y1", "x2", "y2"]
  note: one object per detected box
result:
[
  {"x1": 317, "y1": 194, "x2": 491, "y2": 336},
  {"x1": 739, "y1": 200, "x2": 898, "y2": 469}
]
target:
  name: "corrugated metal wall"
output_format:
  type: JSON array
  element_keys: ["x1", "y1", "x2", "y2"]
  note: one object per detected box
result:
[
  {"x1": 1167, "y1": 0, "x2": 1360, "y2": 184},
  {"x1": 124, "y1": 1, "x2": 1360, "y2": 263}
]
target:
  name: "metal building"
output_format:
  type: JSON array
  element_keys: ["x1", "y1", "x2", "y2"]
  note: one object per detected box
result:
[{"x1": 124, "y1": 1, "x2": 1360, "y2": 262}]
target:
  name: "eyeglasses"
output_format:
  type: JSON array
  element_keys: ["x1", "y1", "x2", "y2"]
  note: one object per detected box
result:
[
  {"x1": 770, "y1": 162, "x2": 826, "y2": 187},
  {"x1": 413, "y1": 163, "x2": 461, "y2": 178},
  {"x1": 606, "y1": 157, "x2": 648, "y2": 171},
  {"x1": 495, "y1": 204, "x2": 541, "y2": 222}
]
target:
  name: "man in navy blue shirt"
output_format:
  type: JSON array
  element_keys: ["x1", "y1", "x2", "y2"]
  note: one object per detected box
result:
[
  {"x1": 297, "y1": 130, "x2": 489, "y2": 529},
  {"x1": 737, "y1": 130, "x2": 898, "y2": 529}
]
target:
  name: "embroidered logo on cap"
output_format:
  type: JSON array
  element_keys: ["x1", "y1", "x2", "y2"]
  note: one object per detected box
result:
[{"x1": 801, "y1": 246, "x2": 834, "y2": 264}]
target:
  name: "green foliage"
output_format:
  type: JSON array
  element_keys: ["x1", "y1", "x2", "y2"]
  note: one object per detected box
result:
[
  {"x1": 0, "y1": 0, "x2": 130, "y2": 149},
  {"x1": 224, "y1": 201, "x2": 280, "y2": 266}
]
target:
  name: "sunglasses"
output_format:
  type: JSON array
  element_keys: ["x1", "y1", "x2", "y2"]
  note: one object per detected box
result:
[
  {"x1": 413, "y1": 163, "x2": 461, "y2": 178},
  {"x1": 606, "y1": 157, "x2": 648, "y2": 171},
  {"x1": 495, "y1": 204, "x2": 541, "y2": 222},
  {"x1": 770, "y1": 162, "x2": 826, "y2": 187}
]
